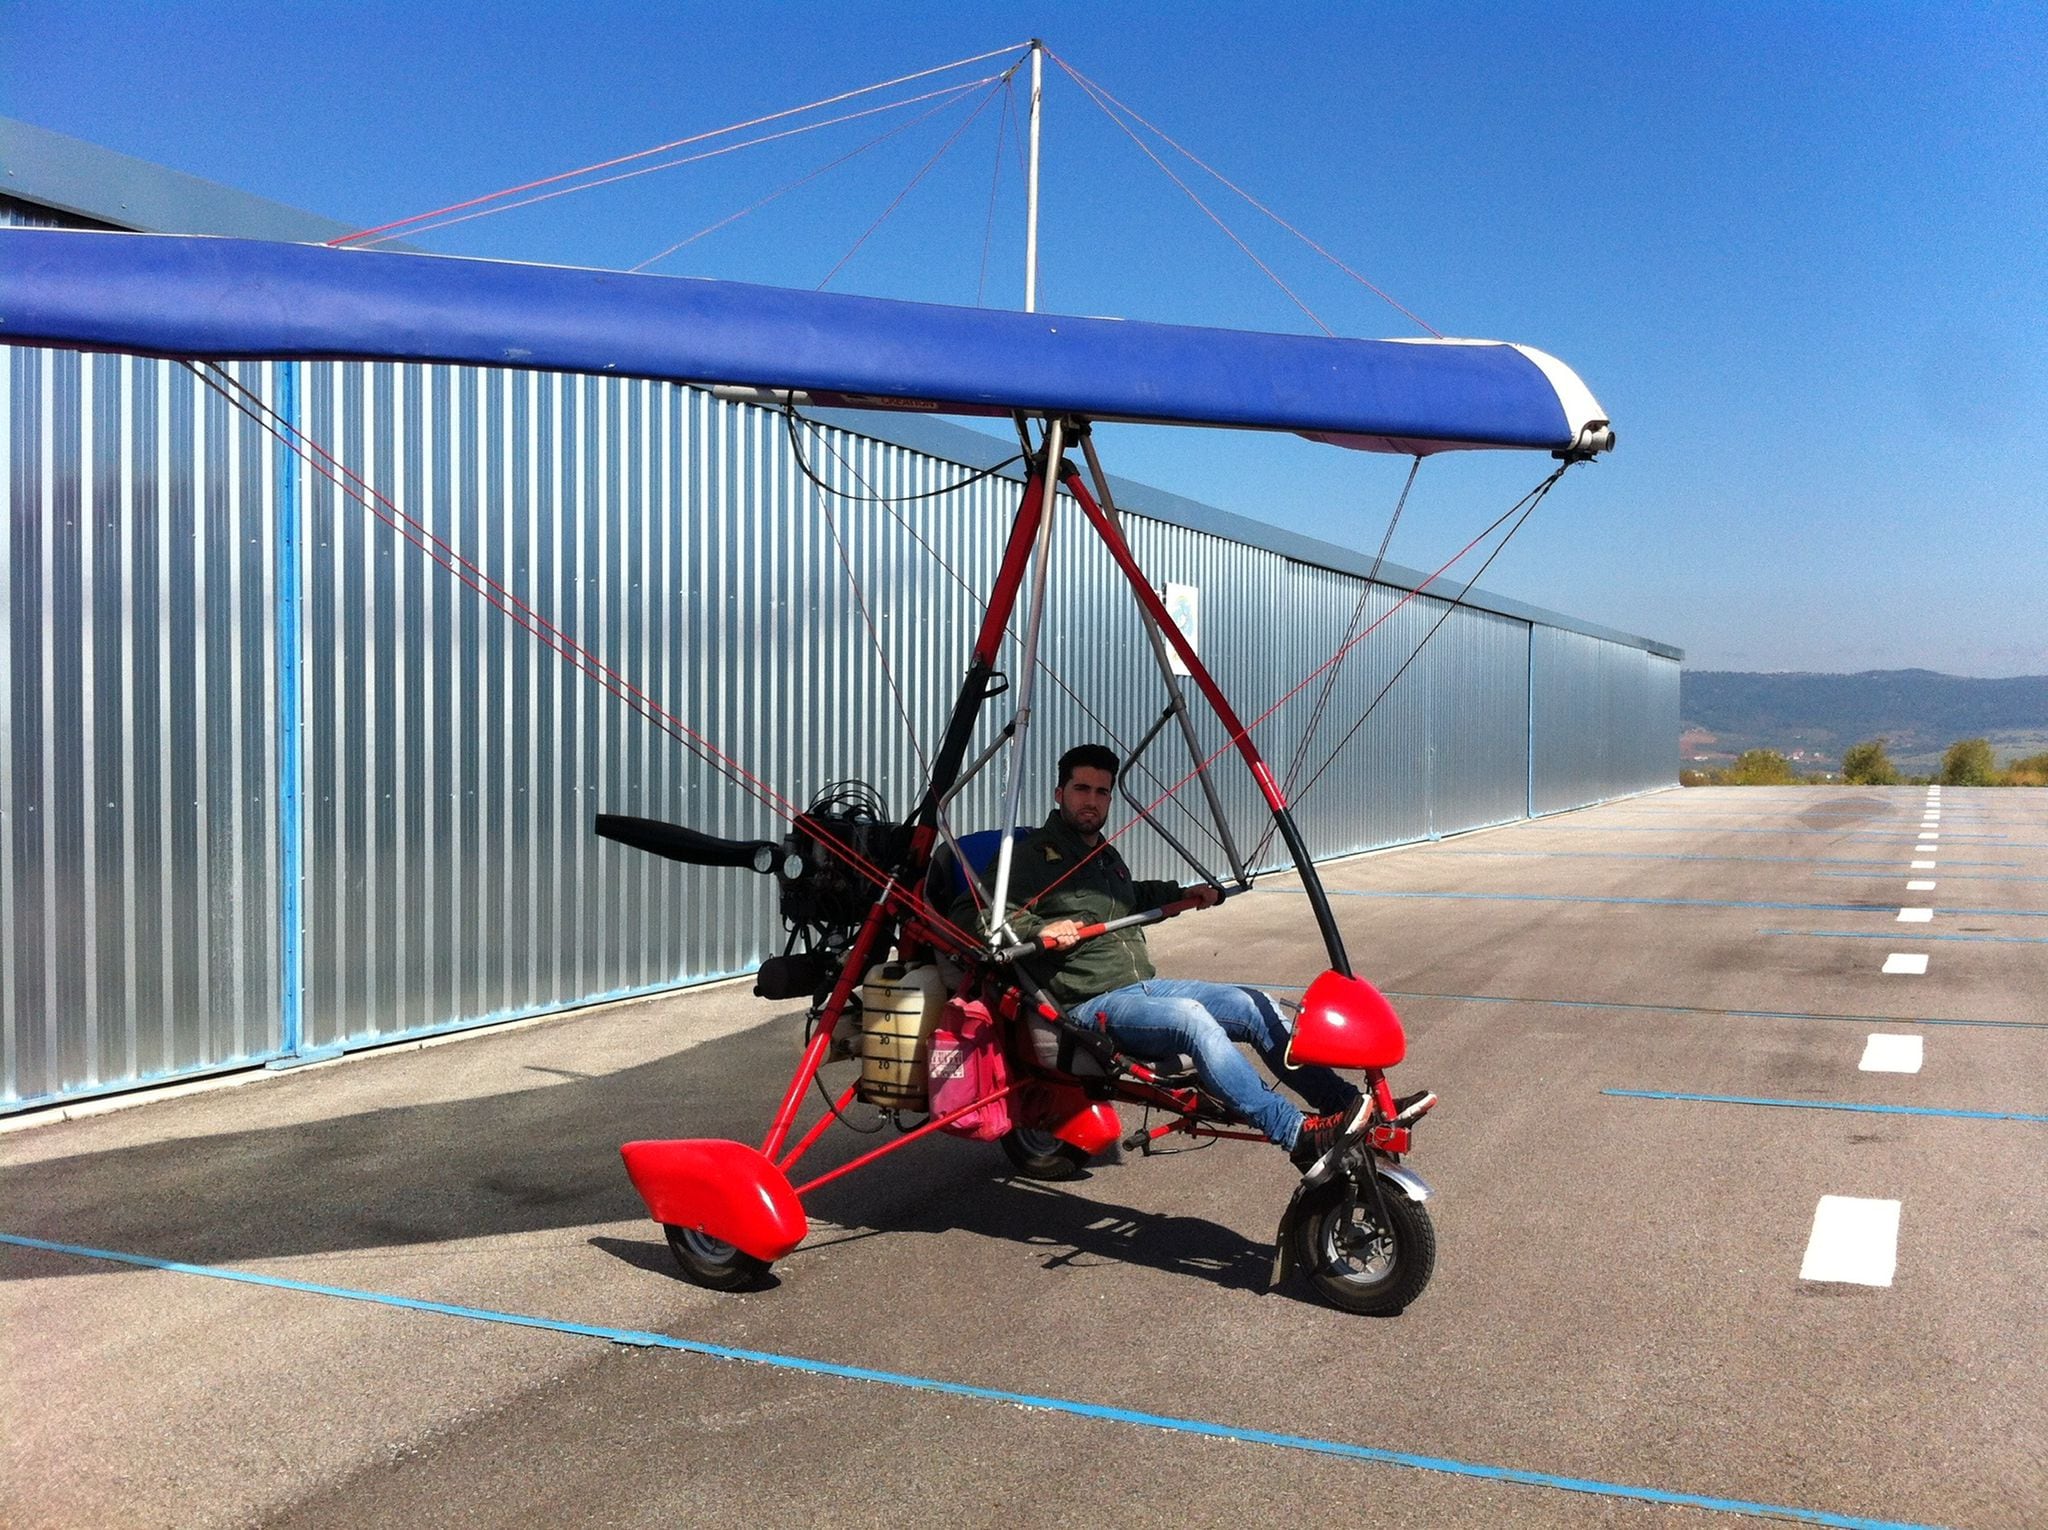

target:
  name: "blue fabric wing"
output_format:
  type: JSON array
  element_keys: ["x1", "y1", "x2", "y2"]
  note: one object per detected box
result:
[{"x1": 0, "y1": 231, "x2": 1607, "y2": 456}]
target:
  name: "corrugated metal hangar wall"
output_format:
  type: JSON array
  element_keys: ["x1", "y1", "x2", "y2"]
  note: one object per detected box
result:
[{"x1": 0, "y1": 123, "x2": 1681, "y2": 1112}]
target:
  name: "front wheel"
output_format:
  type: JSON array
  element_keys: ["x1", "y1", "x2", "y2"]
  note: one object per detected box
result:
[
  {"x1": 999, "y1": 1123, "x2": 1092, "y2": 1181},
  {"x1": 1290, "y1": 1175, "x2": 1435, "y2": 1315},
  {"x1": 663, "y1": 1223, "x2": 772, "y2": 1291}
]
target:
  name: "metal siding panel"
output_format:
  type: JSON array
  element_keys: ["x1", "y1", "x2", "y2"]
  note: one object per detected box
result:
[
  {"x1": 3, "y1": 349, "x2": 17, "y2": 1101},
  {"x1": 4, "y1": 347, "x2": 1677, "y2": 1109},
  {"x1": 1, "y1": 348, "x2": 282, "y2": 1107},
  {"x1": 1531, "y1": 627, "x2": 1675, "y2": 813},
  {"x1": 1426, "y1": 606, "x2": 1531, "y2": 834}
]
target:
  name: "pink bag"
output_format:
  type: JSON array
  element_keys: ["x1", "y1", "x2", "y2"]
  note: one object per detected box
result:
[{"x1": 927, "y1": 996, "x2": 1014, "y2": 1141}]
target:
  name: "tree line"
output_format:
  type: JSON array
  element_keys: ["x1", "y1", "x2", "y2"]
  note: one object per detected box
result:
[{"x1": 1682, "y1": 739, "x2": 2048, "y2": 788}]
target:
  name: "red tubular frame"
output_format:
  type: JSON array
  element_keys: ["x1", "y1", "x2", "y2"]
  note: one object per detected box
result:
[
  {"x1": 759, "y1": 895, "x2": 895, "y2": 1160},
  {"x1": 790, "y1": 1081, "x2": 1020, "y2": 1196},
  {"x1": 636, "y1": 419, "x2": 1395, "y2": 1261},
  {"x1": 1060, "y1": 461, "x2": 1354, "y2": 976},
  {"x1": 1061, "y1": 469, "x2": 1277, "y2": 807},
  {"x1": 778, "y1": 1081, "x2": 861, "y2": 1172}
]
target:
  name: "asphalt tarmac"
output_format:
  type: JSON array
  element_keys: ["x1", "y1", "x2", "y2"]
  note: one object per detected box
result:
[{"x1": 4, "y1": 785, "x2": 2043, "y2": 1528}]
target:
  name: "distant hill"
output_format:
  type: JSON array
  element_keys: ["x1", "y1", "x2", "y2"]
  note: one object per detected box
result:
[{"x1": 1680, "y1": 669, "x2": 2048, "y2": 772}]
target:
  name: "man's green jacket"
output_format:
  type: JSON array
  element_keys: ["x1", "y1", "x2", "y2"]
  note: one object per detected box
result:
[{"x1": 966, "y1": 810, "x2": 1183, "y2": 1011}]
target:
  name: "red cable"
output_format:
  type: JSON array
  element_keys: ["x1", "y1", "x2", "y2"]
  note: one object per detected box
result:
[
  {"x1": 353, "y1": 79, "x2": 1003, "y2": 250},
  {"x1": 630, "y1": 84, "x2": 978, "y2": 274},
  {"x1": 328, "y1": 43, "x2": 1031, "y2": 247},
  {"x1": 189, "y1": 362, "x2": 988, "y2": 952},
  {"x1": 793, "y1": 417, "x2": 1229, "y2": 863},
  {"x1": 802, "y1": 433, "x2": 934, "y2": 777},
  {"x1": 815, "y1": 78, "x2": 1007, "y2": 290},
  {"x1": 1054, "y1": 59, "x2": 1332, "y2": 336},
  {"x1": 1015, "y1": 480, "x2": 1556, "y2": 913},
  {"x1": 1048, "y1": 49, "x2": 1442, "y2": 339}
]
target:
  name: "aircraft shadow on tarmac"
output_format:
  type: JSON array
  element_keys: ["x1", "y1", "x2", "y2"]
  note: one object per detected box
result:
[
  {"x1": 592, "y1": 1164, "x2": 1279, "y2": 1297},
  {"x1": 4, "y1": 1010, "x2": 1292, "y2": 1300}
]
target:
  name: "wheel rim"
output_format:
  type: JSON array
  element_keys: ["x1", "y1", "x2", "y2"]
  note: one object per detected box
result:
[
  {"x1": 677, "y1": 1226, "x2": 740, "y2": 1265},
  {"x1": 1319, "y1": 1193, "x2": 1397, "y2": 1287}
]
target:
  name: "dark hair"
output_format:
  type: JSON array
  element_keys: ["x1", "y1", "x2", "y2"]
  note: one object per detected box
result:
[{"x1": 1058, "y1": 743, "x2": 1120, "y2": 787}]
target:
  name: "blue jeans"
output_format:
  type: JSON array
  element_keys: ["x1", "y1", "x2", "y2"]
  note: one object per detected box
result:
[{"x1": 1073, "y1": 979, "x2": 1358, "y2": 1148}]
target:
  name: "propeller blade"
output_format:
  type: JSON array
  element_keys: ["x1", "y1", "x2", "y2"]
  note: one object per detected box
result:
[{"x1": 595, "y1": 814, "x2": 780, "y2": 873}]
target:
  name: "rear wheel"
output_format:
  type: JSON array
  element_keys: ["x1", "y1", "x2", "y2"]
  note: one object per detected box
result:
[
  {"x1": 1290, "y1": 1174, "x2": 1435, "y2": 1315},
  {"x1": 999, "y1": 1123, "x2": 1092, "y2": 1181},
  {"x1": 663, "y1": 1224, "x2": 772, "y2": 1291}
]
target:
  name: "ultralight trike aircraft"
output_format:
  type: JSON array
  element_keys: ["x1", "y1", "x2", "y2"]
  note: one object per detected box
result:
[{"x1": 2, "y1": 228, "x2": 1613, "y2": 1314}]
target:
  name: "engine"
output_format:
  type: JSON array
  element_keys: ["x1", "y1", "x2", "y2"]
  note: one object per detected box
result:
[{"x1": 594, "y1": 779, "x2": 909, "y2": 1003}]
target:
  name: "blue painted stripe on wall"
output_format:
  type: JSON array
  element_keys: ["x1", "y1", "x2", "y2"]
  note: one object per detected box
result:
[{"x1": 276, "y1": 360, "x2": 304, "y2": 1056}]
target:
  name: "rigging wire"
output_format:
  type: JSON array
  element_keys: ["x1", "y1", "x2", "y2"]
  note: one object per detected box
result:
[
  {"x1": 787, "y1": 420, "x2": 937, "y2": 780},
  {"x1": 184, "y1": 360, "x2": 991, "y2": 954},
  {"x1": 353, "y1": 77, "x2": 1008, "y2": 249},
  {"x1": 1281, "y1": 455, "x2": 1422, "y2": 794},
  {"x1": 1255, "y1": 454, "x2": 1423, "y2": 864},
  {"x1": 1004, "y1": 66, "x2": 1032, "y2": 188},
  {"x1": 785, "y1": 410, "x2": 1231, "y2": 862},
  {"x1": 816, "y1": 75, "x2": 1011, "y2": 290},
  {"x1": 328, "y1": 42, "x2": 1033, "y2": 248},
  {"x1": 976, "y1": 78, "x2": 1018, "y2": 306},
  {"x1": 1052, "y1": 58, "x2": 1333, "y2": 336},
  {"x1": 1015, "y1": 465, "x2": 1576, "y2": 914},
  {"x1": 1287, "y1": 466, "x2": 1567, "y2": 811},
  {"x1": 631, "y1": 80, "x2": 991, "y2": 274},
  {"x1": 281, "y1": 41, "x2": 1547, "y2": 941},
  {"x1": 1047, "y1": 49, "x2": 1442, "y2": 338},
  {"x1": 792, "y1": 407, "x2": 1223, "y2": 857}
]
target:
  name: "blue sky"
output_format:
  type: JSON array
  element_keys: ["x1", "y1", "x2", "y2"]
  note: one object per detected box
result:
[{"x1": 6, "y1": 1, "x2": 2045, "y2": 675}]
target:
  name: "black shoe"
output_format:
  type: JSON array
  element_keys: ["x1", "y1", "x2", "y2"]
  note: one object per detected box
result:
[{"x1": 1289, "y1": 1095, "x2": 1372, "y2": 1173}]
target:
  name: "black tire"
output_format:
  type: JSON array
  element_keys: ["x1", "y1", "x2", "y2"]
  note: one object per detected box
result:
[
  {"x1": 663, "y1": 1224, "x2": 772, "y2": 1291},
  {"x1": 999, "y1": 1123, "x2": 1093, "y2": 1181},
  {"x1": 1290, "y1": 1174, "x2": 1436, "y2": 1316}
]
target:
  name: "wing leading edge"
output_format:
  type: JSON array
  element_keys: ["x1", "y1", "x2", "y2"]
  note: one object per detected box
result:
[{"x1": 0, "y1": 230, "x2": 1612, "y2": 458}]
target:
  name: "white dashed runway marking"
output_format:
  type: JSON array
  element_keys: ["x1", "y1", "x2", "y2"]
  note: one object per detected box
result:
[
  {"x1": 1881, "y1": 953, "x2": 1929, "y2": 974},
  {"x1": 1896, "y1": 907, "x2": 1933, "y2": 922},
  {"x1": 1858, "y1": 1034, "x2": 1924, "y2": 1073},
  {"x1": 1906, "y1": 880, "x2": 1936, "y2": 891},
  {"x1": 1911, "y1": 859, "x2": 1936, "y2": 869},
  {"x1": 1800, "y1": 1196, "x2": 1901, "y2": 1286}
]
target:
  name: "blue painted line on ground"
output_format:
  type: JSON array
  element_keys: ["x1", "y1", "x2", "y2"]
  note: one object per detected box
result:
[
  {"x1": 1430, "y1": 849, "x2": 2023, "y2": 869},
  {"x1": 1596, "y1": 809, "x2": 2008, "y2": 820},
  {"x1": 1604, "y1": 1090, "x2": 2047, "y2": 1124},
  {"x1": 1355, "y1": 988, "x2": 2044, "y2": 1033},
  {"x1": 0, "y1": 1231, "x2": 1951, "y2": 1530},
  {"x1": 1257, "y1": 888, "x2": 2048, "y2": 918},
  {"x1": 1524, "y1": 825, "x2": 2026, "y2": 842},
  {"x1": 1762, "y1": 928, "x2": 2048, "y2": 945},
  {"x1": 1589, "y1": 815, "x2": 1990, "y2": 827},
  {"x1": 1813, "y1": 872, "x2": 2048, "y2": 884}
]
